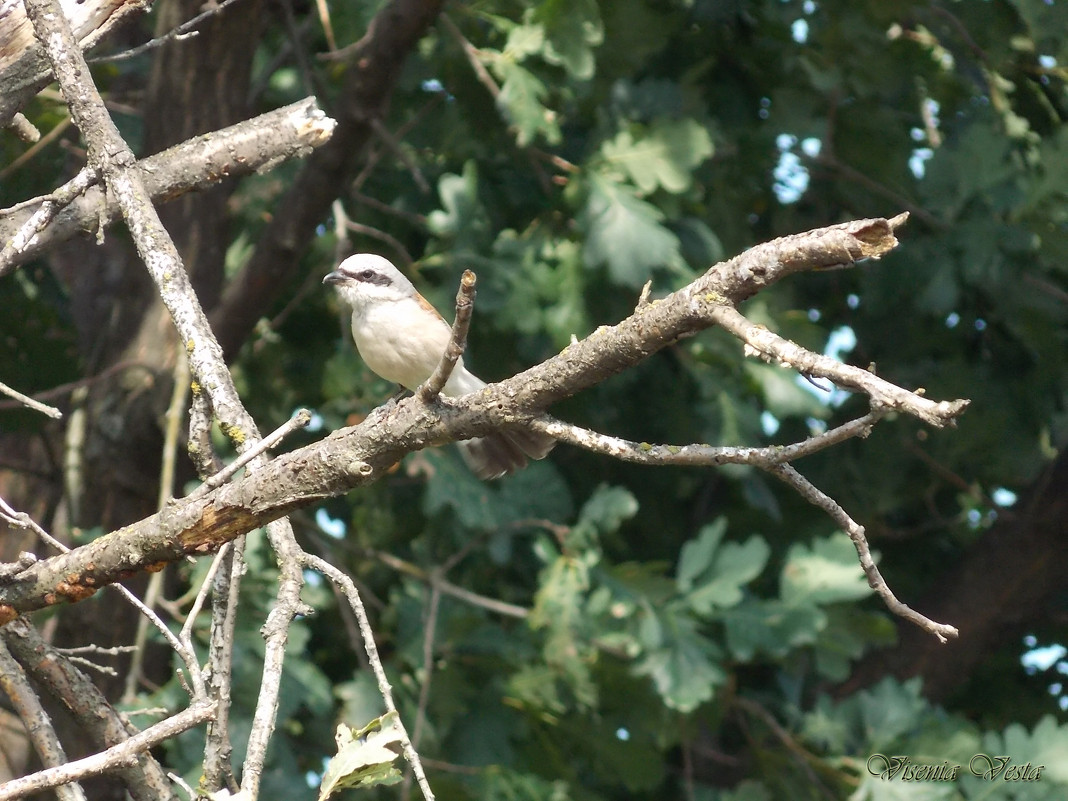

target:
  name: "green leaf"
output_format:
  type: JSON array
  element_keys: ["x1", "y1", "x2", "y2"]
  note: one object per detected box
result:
[
  {"x1": 971, "y1": 715, "x2": 1068, "y2": 786},
  {"x1": 530, "y1": 0, "x2": 603, "y2": 79},
  {"x1": 494, "y1": 60, "x2": 561, "y2": 146},
  {"x1": 426, "y1": 161, "x2": 490, "y2": 249},
  {"x1": 858, "y1": 678, "x2": 930, "y2": 751},
  {"x1": 676, "y1": 519, "x2": 770, "y2": 614},
  {"x1": 635, "y1": 605, "x2": 726, "y2": 712},
  {"x1": 600, "y1": 118, "x2": 714, "y2": 194},
  {"x1": 319, "y1": 712, "x2": 404, "y2": 799},
  {"x1": 722, "y1": 598, "x2": 825, "y2": 660},
  {"x1": 529, "y1": 551, "x2": 600, "y2": 708},
  {"x1": 801, "y1": 678, "x2": 930, "y2": 755},
  {"x1": 676, "y1": 518, "x2": 726, "y2": 591},
  {"x1": 581, "y1": 173, "x2": 682, "y2": 287},
  {"x1": 780, "y1": 532, "x2": 872, "y2": 606},
  {"x1": 575, "y1": 484, "x2": 639, "y2": 536},
  {"x1": 503, "y1": 23, "x2": 545, "y2": 60}
]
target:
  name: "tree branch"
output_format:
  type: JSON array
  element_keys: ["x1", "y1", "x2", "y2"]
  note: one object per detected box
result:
[
  {"x1": 0, "y1": 0, "x2": 145, "y2": 127},
  {"x1": 210, "y1": 0, "x2": 447, "y2": 358},
  {"x1": 3, "y1": 619, "x2": 178, "y2": 801},
  {"x1": 768, "y1": 463, "x2": 958, "y2": 642},
  {"x1": 0, "y1": 98, "x2": 336, "y2": 276},
  {"x1": 0, "y1": 217, "x2": 969, "y2": 642},
  {"x1": 0, "y1": 639, "x2": 85, "y2": 801},
  {"x1": 303, "y1": 553, "x2": 436, "y2": 801},
  {"x1": 0, "y1": 701, "x2": 216, "y2": 801}
]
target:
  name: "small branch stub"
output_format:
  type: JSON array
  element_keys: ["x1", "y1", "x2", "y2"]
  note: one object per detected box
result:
[{"x1": 419, "y1": 269, "x2": 477, "y2": 401}]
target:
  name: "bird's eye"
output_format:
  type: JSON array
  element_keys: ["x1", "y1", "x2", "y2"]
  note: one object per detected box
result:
[{"x1": 358, "y1": 270, "x2": 376, "y2": 281}]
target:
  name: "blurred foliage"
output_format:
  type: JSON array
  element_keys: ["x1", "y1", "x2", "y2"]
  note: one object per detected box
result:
[{"x1": 4, "y1": 0, "x2": 1068, "y2": 798}]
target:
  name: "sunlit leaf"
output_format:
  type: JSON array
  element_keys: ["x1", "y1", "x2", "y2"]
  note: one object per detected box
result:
[
  {"x1": 780, "y1": 532, "x2": 872, "y2": 606},
  {"x1": 530, "y1": 0, "x2": 604, "y2": 79},
  {"x1": 581, "y1": 173, "x2": 682, "y2": 286},
  {"x1": 319, "y1": 712, "x2": 404, "y2": 800},
  {"x1": 600, "y1": 118, "x2": 714, "y2": 194},
  {"x1": 494, "y1": 60, "x2": 561, "y2": 146}
]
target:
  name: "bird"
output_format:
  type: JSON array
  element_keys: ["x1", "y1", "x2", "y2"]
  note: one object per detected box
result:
[{"x1": 323, "y1": 253, "x2": 556, "y2": 479}]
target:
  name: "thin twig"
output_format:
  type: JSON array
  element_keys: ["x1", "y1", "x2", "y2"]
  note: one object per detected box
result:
[
  {"x1": 90, "y1": 0, "x2": 247, "y2": 64},
  {"x1": 239, "y1": 521, "x2": 310, "y2": 799},
  {"x1": 0, "y1": 166, "x2": 99, "y2": 271},
  {"x1": 303, "y1": 553, "x2": 436, "y2": 801},
  {"x1": 0, "y1": 552, "x2": 37, "y2": 582},
  {"x1": 419, "y1": 270, "x2": 477, "y2": 401},
  {"x1": 8, "y1": 112, "x2": 41, "y2": 143},
  {"x1": 733, "y1": 696, "x2": 837, "y2": 800},
  {"x1": 766, "y1": 463, "x2": 958, "y2": 642},
  {"x1": 0, "y1": 115, "x2": 71, "y2": 181},
  {"x1": 312, "y1": 0, "x2": 337, "y2": 50},
  {"x1": 533, "y1": 410, "x2": 886, "y2": 469},
  {"x1": 351, "y1": 191, "x2": 428, "y2": 227},
  {"x1": 344, "y1": 220, "x2": 414, "y2": 268},
  {"x1": 369, "y1": 116, "x2": 430, "y2": 193},
  {"x1": 708, "y1": 304, "x2": 967, "y2": 428},
  {"x1": 403, "y1": 580, "x2": 441, "y2": 801},
  {"x1": 0, "y1": 362, "x2": 155, "y2": 414},
  {"x1": 187, "y1": 408, "x2": 313, "y2": 501},
  {"x1": 180, "y1": 544, "x2": 231, "y2": 647},
  {"x1": 439, "y1": 13, "x2": 499, "y2": 99},
  {"x1": 350, "y1": 93, "x2": 445, "y2": 193},
  {"x1": 124, "y1": 349, "x2": 190, "y2": 703}
]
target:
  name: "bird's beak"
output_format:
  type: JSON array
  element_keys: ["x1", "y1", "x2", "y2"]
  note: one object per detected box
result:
[{"x1": 323, "y1": 270, "x2": 345, "y2": 285}]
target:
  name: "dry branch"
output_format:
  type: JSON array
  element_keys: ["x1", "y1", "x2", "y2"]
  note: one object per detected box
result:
[
  {"x1": 0, "y1": 702, "x2": 216, "y2": 801},
  {"x1": 0, "y1": 97, "x2": 336, "y2": 275},
  {"x1": 0, "y1": 0, "x2": 145, "y2": 127},
  {"x1": 2, "y1": 619, "x2": 178, "y2": 801}
]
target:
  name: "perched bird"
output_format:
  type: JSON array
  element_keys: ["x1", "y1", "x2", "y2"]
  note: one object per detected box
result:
[{"x1": 323, "y1": 253, "x2": 555, "y2": 479}]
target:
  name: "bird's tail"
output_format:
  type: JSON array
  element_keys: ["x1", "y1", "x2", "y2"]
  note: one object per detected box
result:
[{"x1": 458, "y1": 427, "x2": 556, "y2": 480}]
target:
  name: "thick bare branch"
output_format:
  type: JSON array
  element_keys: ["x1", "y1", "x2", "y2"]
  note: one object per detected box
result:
[
  {"x1": 211, "y1": 0, "x2": 447, "y2": 358},
  {"x1": 0, "y1": 639, "x2": 85, "y2": 801},
  {"x1": 3, "y1": 619, "x2": 178, "y2": 801},
  {"x1": 0, "y1": 701, "x2": 216, "y2": 801},
  {"x1": 0, "y1": 217, "x2": 968, "y2": 631},
  {"x1": 0, "y1": 98, "x2": 335, "y2": 276}
]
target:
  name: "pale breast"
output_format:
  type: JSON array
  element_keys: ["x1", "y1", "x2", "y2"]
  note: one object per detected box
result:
[{"x1": 350, "y1": 301, "x2": 455, "y2": 391}]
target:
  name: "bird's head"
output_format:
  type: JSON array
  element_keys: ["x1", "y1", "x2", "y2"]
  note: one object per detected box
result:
[{"x1": 323, "y1": 253, "x2": 416, "y2": 310}]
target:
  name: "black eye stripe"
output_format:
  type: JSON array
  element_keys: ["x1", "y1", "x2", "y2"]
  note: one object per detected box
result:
[{"x1": 344, "y1": 268, "x2": 392, "y2": 287}]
